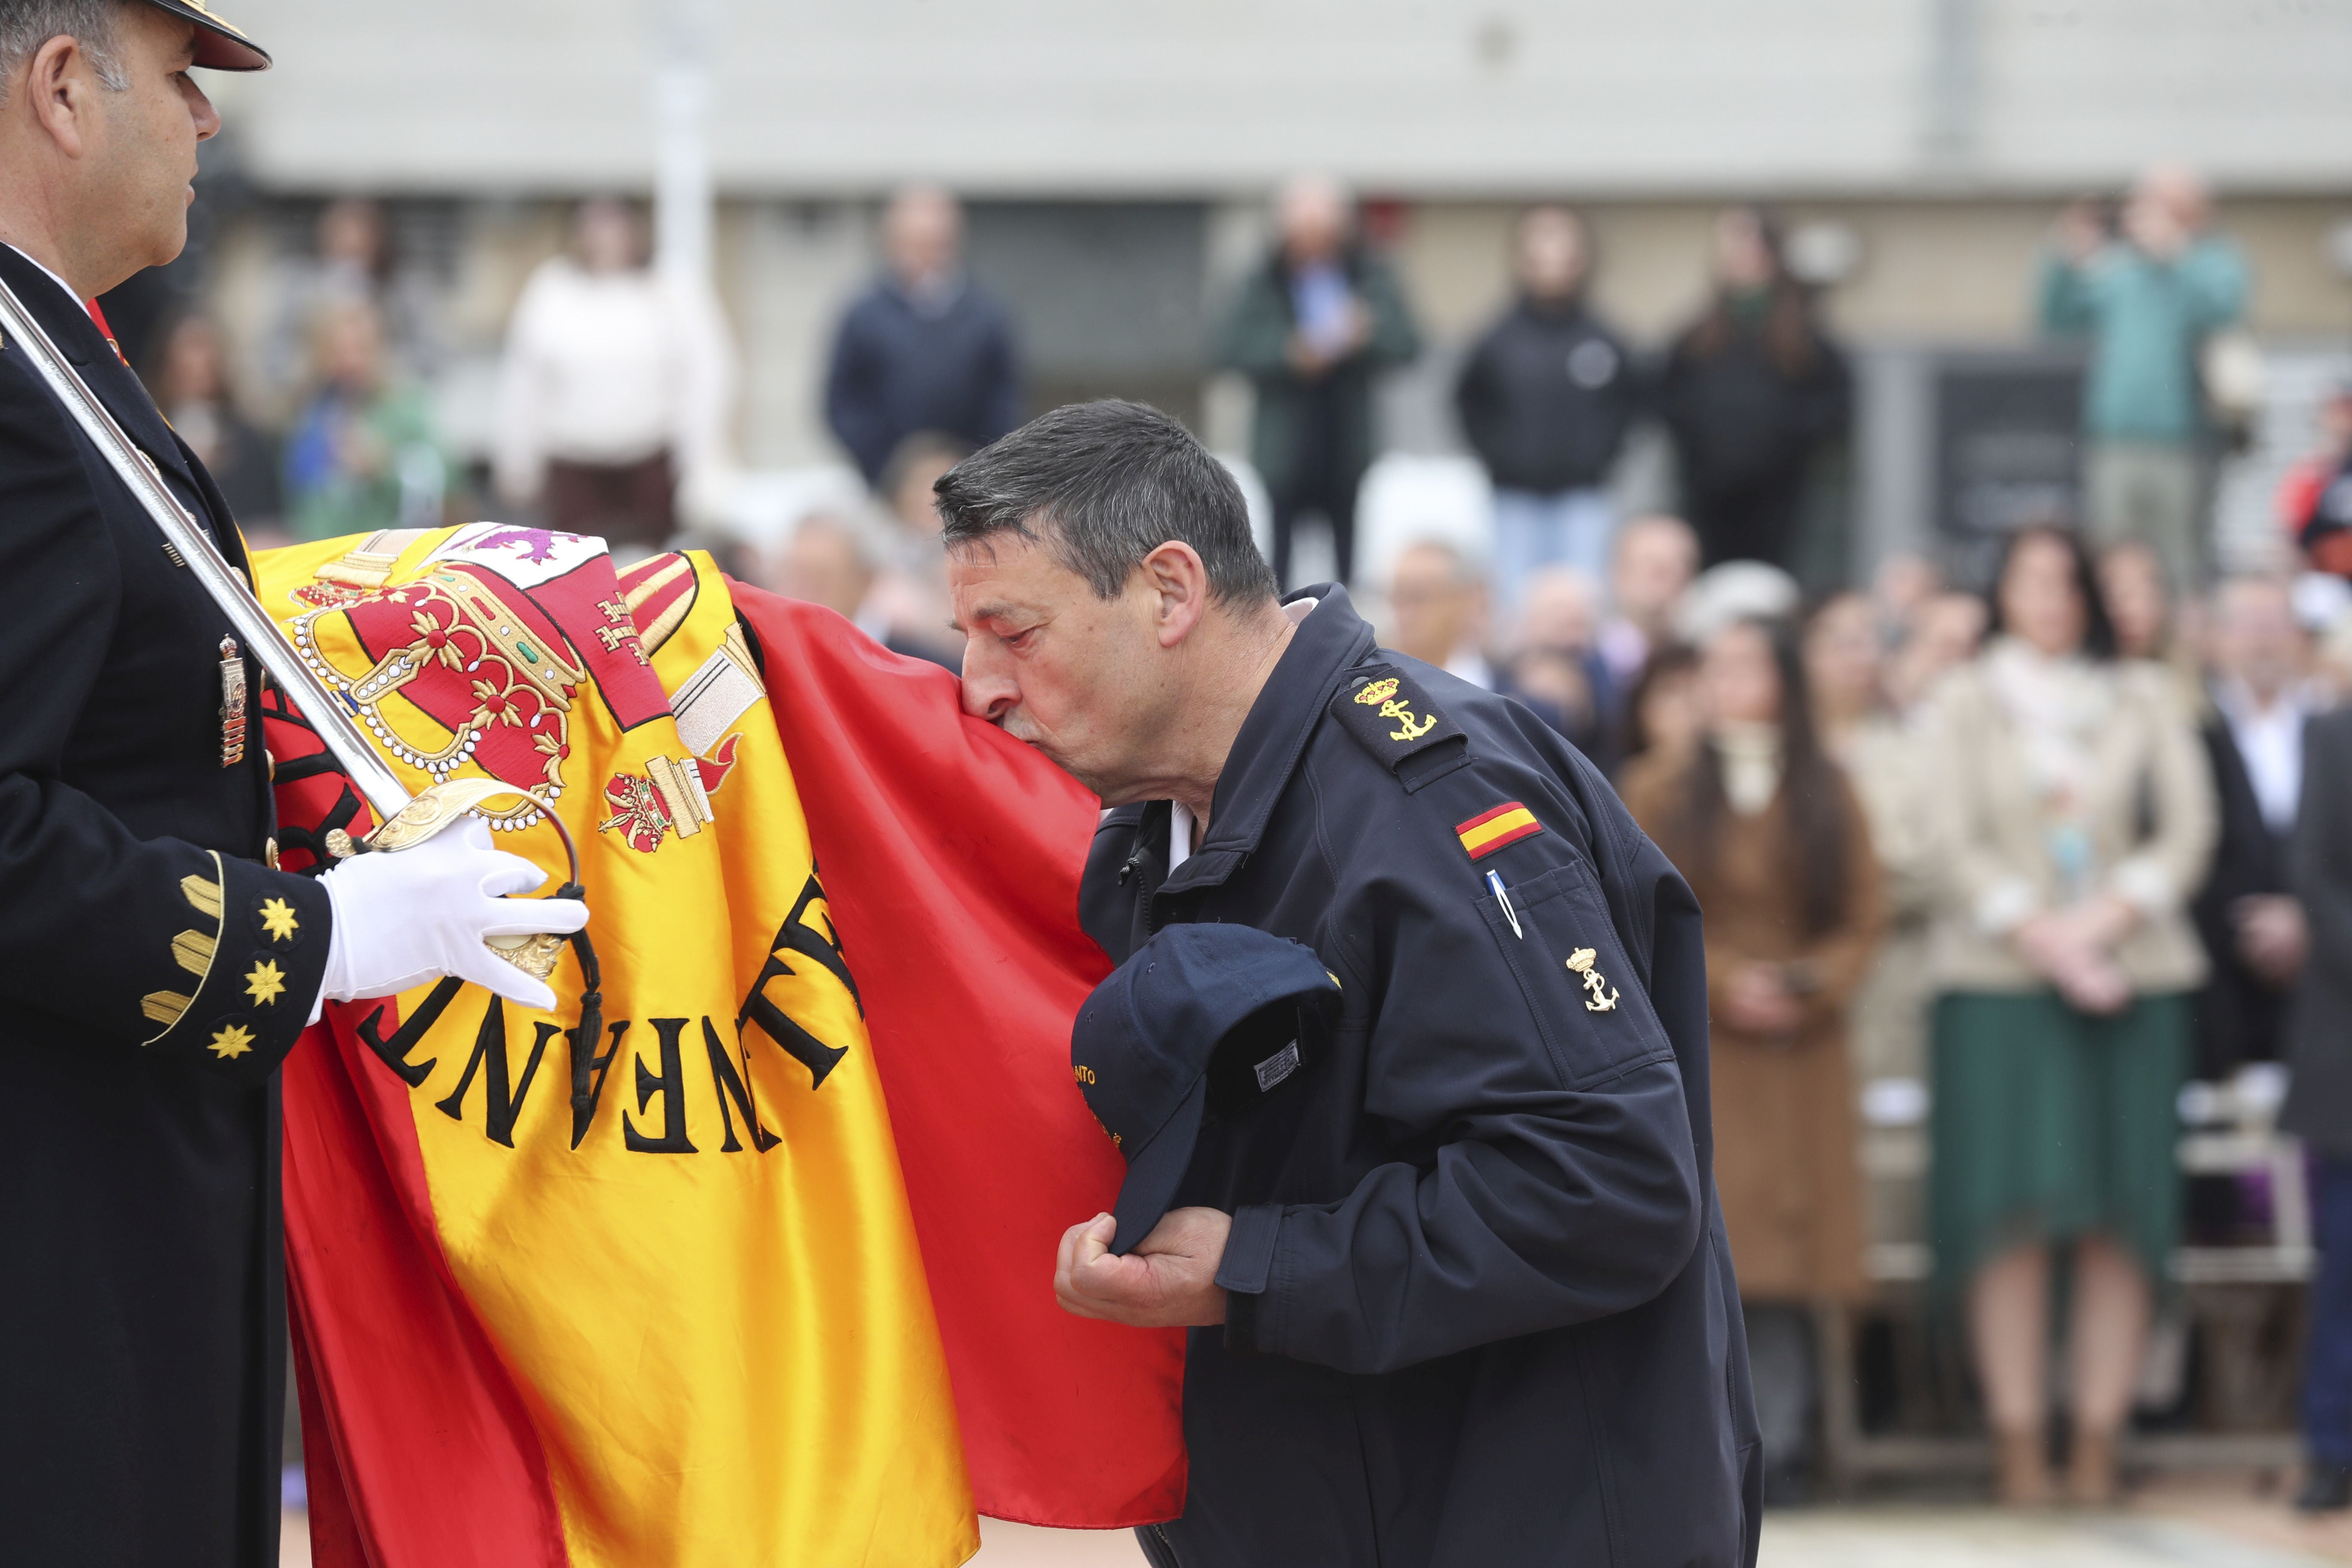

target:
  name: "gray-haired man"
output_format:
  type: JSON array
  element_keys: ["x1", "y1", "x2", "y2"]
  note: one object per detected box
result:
[{"x1": 943, "y1": 400, "x2": 1758, "y2": 1567}]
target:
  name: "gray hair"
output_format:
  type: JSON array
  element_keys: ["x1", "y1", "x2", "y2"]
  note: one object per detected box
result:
[
  {"x1": 934, "y1": 399, "x2": 1276, "y2": 606},
  {"x1": 0, "y1": 0, "x2": 127, "y2": 102}
]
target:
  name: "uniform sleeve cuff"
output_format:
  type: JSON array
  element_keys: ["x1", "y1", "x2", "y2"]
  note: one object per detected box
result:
[
  {"x1": 152, "y1": 853, "x2": 332, "y2": 1083},
  {"x1": 1215, "y1": 1204, "x2": 1283, "y2": 1354}
]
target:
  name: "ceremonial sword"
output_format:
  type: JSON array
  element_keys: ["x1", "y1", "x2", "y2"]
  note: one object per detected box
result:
[{"x1": 0, "y1": 272, "x2": 575, "y2": 978}]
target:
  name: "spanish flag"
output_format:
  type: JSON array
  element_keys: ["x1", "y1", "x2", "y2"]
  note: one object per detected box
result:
[
  {"x1": 1455, "y1": 799, "x2": 1544, "y2": 860},
  {"x1": 256, "y1": 527, "x2": 1185, "y2": 1566}
]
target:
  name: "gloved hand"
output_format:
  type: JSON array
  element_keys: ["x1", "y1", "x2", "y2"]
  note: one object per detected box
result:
[{"x1": 318, "y1": 818, "x2": 590, "y2": 1014}]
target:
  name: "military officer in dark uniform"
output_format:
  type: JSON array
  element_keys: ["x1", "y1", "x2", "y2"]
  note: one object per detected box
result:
[
  {"x1": 0, "y1": 3, "x2": 583, "y2": 1561},
  {"x1": 940, "y1": 400, "x2": 1759, "y2": 1568}
]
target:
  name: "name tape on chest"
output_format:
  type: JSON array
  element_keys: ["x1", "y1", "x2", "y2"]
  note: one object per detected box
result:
[{"x1": 1328, "y1": 665, "x2": 1466, "y2": 772}]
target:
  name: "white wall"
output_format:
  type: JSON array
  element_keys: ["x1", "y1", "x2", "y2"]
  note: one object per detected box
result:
[
  {"x1": 1974, "y1": 0, "x2": 2352, "y2": 189},
  {"x1": 209, "y1": 0, "x2": 2352, "y2": 196}
]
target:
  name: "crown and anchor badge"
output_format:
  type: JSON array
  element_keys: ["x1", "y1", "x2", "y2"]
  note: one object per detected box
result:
[
  {"x1": 1352, "y1": 677, "x2": 1439, "y2": 742},
  {"x1": 1565, "y1": 947, "x2": 1620, "y2": 1013}
]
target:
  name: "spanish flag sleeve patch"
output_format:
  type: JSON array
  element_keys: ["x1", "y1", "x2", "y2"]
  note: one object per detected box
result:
[{"x1": 1456, "y1": 800, "x2": 1544, "y2": 860}]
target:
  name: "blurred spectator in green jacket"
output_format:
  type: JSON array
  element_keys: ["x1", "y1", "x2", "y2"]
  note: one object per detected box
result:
[
  {"x1": 1214, "y1": 175, "x2": 1420, "y2": 589},
  {"x1": 284, "y1": 300, "x2": 447, "y2": 543},
  {"x1": 2039, "y1": 163, "x2": 2250, "y2": 593}
]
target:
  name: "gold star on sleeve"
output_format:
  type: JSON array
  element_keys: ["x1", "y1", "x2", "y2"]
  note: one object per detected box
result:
[
  {"x1": 245, "y1": 959, "x2": 288, "y2": 1006},
  {"x1": 210, "y1": 1022, "x2": 257, "y2": 1059},
  {"x1": 259, "y1": 897, "x2": 300, "y2": 942}
]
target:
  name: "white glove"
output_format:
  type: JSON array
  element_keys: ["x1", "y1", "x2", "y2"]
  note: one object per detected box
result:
[{"x1": 318, "y1": 818, "x2": 590, "y2": 1014}]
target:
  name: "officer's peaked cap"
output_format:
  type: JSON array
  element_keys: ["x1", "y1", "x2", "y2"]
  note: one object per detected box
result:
[{"x1": 136, "y1": 0, "x2": 271, "y2": 71}]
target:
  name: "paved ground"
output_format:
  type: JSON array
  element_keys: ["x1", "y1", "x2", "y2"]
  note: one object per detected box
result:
[
  {"x1": 1756, "y1": 1509, "x2": 2341, "y2": 1568},
  {"x1": 273, "y1": 1481, "x2": 2352, "y2": 1566}
]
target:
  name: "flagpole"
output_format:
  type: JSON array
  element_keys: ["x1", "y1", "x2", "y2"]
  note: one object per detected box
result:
[{"x1": 652, "y1": 0, "x2": 719, "y2": 291}]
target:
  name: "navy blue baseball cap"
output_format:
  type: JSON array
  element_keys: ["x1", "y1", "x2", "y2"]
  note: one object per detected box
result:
[{"x1": 1072, "y1": 924, "x2": 1341, "y2": 1256}]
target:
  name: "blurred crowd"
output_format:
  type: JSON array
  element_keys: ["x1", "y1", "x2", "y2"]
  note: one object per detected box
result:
[
  {"x1": 1507, "y1": 520, "x2": 2352, "y2": 1512},
  {"x1": 147, "y1": 161, "x2": 2352, "y2": 1512},
  {"x1": 144, "y1": 194, "x2": 735, "y2": 557},
  {"x1": 752, "y1": 165, "x2": 2352, "y2": 1516}
]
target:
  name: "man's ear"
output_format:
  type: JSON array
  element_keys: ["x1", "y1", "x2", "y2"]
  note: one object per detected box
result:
[
  {"x1": 23, "y1": 34, "x2": 95, "y2": 160},
  {"x1": 1141, "y1": 542, "x2": 1210, "y2": 650}
]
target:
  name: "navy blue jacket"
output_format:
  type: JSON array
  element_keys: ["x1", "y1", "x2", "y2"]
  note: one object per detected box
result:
[
  {"x1": 1454, "y1": 297, "x2": 1643, "y2": 494},
  {"x1": 822, "y1": 276, "x2": 1022, "y2": 486},
  {"x1": 1082, "y1": 585, "x2": 1760, "y2": 1568}
]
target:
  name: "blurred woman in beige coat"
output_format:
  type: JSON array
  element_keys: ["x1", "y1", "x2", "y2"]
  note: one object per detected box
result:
[{"x1": 1919, "y1": 526, "x2": 2215, "y2": 1506}]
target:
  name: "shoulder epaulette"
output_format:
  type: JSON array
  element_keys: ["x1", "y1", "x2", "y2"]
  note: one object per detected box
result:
[{"x1": 1327, "y1": 664, "x2": 1466, "y2": 775}]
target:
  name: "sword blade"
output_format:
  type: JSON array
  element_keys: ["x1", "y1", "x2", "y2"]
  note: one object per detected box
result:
[{"x1": 0, "y1": 274, "x2": 415, "y2": 825}]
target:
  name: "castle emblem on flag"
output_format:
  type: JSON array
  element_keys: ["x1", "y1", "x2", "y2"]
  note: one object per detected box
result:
[{"x1": 598, "y1": 738, "x2": 739, "y2": 851}]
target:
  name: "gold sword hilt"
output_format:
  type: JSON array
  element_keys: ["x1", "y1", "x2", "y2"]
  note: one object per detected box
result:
[{"x1": 349, "y1": 778, "x2": 583, "y2": 981}]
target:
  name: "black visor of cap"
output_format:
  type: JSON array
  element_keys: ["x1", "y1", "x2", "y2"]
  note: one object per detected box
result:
[
  {"x1": 1105, "y1": 1075, "x2": 1211, "y2": 1260},
  {"x1": 140, "y1": 0, "x2": 271, "y2": 70},
  {"x1": 1071, "y1": 924, "x2": 1341, "y2": 1256}
]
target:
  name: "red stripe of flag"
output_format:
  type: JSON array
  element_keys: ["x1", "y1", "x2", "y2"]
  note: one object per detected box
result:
[
  {"x1": 1455, "y1": 800, "x2": 1528, "y2": 835},
  {"x1": 731, "y1": 585, "x2": 1188, "y2": 1527}
]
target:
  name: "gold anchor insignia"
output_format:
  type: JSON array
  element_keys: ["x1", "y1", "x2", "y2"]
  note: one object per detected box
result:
[
  {"x1": 1565, "y1": 947, "x2": 1620, "y2": 1013},
  {"x1": 1353, "y1": 677, "x2": 1440, "y2": 742}
]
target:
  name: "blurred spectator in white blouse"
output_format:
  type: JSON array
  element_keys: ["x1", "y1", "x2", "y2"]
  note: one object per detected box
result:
[{"x1": 495, "y1": 198, "x2": 734, "y2": 548}]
